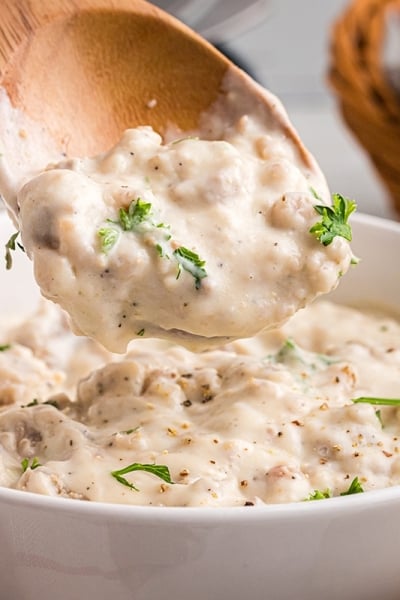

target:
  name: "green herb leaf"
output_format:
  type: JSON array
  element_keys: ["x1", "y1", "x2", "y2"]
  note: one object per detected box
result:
[
  {"x1": 111, "y1": 462, "x2": 174, "y2": 491},
  {"x1": 310, "y1": 193, "x2": 357, "y2": 246},
  {"x1": 271, "y1": 338, "x2": 336, "y2": 372},
  {"x1": 118, "y1": 198, "x2": 152, "y2": 231},
  {"x1": 136, "y1": 328, "x2": 145, "y2": 337},
  {"x1": 5, "y1": 231, "x2": 25, "y2": 270},
  {"x1": 309, "y1": 187, "x2": 323, "y2": 201},
  {"x1": 305, "y1": 488, "x2": 332, "y2": 501},
  {"x1": 340, "y1": 476, "x2": 364, "y2": 496},
  {"x1": 112, "y1": 426, "x2": 141, "y2": 438},
  {"x1": 98, "y1": 227, "x2": 119, "y2": 254},
  {"x1": 21, "y1": 456, "x2": 41, "y2": 473},
  {"x1": 352, "y1": 397, "x2": 400, "y2": 406},
  {"x1": 24, "y1": 398, "x2": 39, "y2": 407},
  {"x1": 43, "y1": 399, "x2": 60, "y2": 409},
  {"x1": 0, "y1": 344, "x2": 11, "y2": 352},
  {"x1": 99, "y1": 199, "x2": 207, "y2": 291},
  {"x1": 304, "y1": 477, "x2": 364, "y2": 501},
  {"x1": 97, "y1": 198, "x2": 153, "y2": 252},
  {"x1": 173, "y1": 246, "x2": 207, "y2": 289},
  {"x1": 375, "y1": 409, "x2": 383, "y2": 428}
]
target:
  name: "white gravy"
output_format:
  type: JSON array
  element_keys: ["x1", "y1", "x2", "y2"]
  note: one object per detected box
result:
[
  {"x1": 0, "y1": 299, "x2": 399, "y2": 506},
  {"x1": 0, "y1": 69, "x2": 362, "y2": 507},
  {"x1": 15, "y1": 72, "x2": 352, "y2": 351}
]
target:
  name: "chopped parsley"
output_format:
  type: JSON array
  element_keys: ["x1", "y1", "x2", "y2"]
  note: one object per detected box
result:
[
  {"x1": 0, "y1": 344, "x2": 11, "y2": 351},
  {"x1": 136, "y1": 328, "x2": 145, "y2": 337},
  {"x1": 98, "y1": 227, "x2": 119, "y2": 254},
  {"x1": 98, "y1": 197, "x2": 207, "y2": 289},
  {"x1": 117, "y1": 198, "x2": 153, "y2": 232},
  {"x1": 352, "y1": 397, "x2": 400, "y2": 406},
  {"x1": 309, "y1": 187, "x2": 322, "y2": 201},
  {"x1": 22, "y1": 398, "x2": 39, "y2": 408},
  {"x1": 310, "y1": 193, "x2": 357, "y2": 246},
  {"x1": 271, "y1": 338, "x2": 336, "y2": 372},
  {"x1": 98, "y1": 198, "x2": 153, "y2": 254},
  {"x1": 174, "y1": 246, "x2": 207, "y2": 289},
  {"x1": 111, "y1": 462, "x2": 174, "y2": 491},
  {"x1": 43, "y1": 399, "x2": 60, "y2": 409},
  {"x1": 305, "y1": 477, "x2": 364, "y2": 501},
  {"x1": 111, "y1": 426, "x2": 141, "y2": 437},
  {"x1": 305, "y1": 488, "x2": 332, "y2": 501},
  {"x1": 340, "y1": 476, "x2": 364, "y2": 496},
  {"x1": 21, "y1": 456, "x2": 41, "y2": 472},
  {"x1": 5, "y1": 231, "x2": 25, "y2": 270},
  {"x1": 375, "y1": 409, "x2": 383, "y2": 427}
]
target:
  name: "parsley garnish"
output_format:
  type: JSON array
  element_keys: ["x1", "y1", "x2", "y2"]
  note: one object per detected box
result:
[
  {"x1": 98, "y1": 227, "x2": 119, "y2": 254},
  {"x1": 174, "y1": 246, "x2": 207, "y2": 289},
  {"x1": 305, "y1": 488, "x2": 332, "y2": 501},
  {"x1": 0, "y1": 344, "x2": 11, "y2": 351},
  {"x1": 136, "y1": 328, "x2": 145, "y2": 337},
  {"x1": 375, "y1": 409, "x2": 383, "y2": 427},
  {"x1": 21, "y1": 456, "x2": 41, "y2": 472},
  {"x1": 98, "y1": 198, "x2": 207, "y2": 289},
  {"x1": 353, "y1": 397, "x2": 400, "y2": 406},
  {"x1": 5, "y1": 231, "x2": 25, "y2": 270},
  {"x1": 118, "y1": 198, "x2": 153, "y2": 231},
  {"x1": 111, "y1": 462, "x2": 174, "y2": 491},
  {"x1": 310, "y1": 187, "x2": 323, "y2": 200},
  {"x1": 310, "y1": 193, "x2": 357, "y2": 246},
  {"x1": 43, "y1": 399, "x2": 60, "y2": 409},
  {"x1": 305, "y1": 477, "x2": 364, "y2": 501},
  {"x1": 23, "y1": 398, "x2": 39, "y2": 407},
  {"x1": 340, "y1": 476, "x2": 364, "y2": 496},
  {"x1": 98, "y1": 197, "x2": 154, "y2": 254},
  {"x1": 113, "y1": 427, "x2": 140, "y2": 436},
  {"x1": 271, "y1": 338, "x2": 336, "y2": 373}
]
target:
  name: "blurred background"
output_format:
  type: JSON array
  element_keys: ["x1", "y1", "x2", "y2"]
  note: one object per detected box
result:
[{"x1": 154, "y1": 0, "x2": 396, "y2": 219}]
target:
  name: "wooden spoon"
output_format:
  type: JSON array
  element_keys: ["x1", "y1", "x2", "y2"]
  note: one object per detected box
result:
[{"x1": 0, "y1": 0, "x2": 316, "y2": 212}]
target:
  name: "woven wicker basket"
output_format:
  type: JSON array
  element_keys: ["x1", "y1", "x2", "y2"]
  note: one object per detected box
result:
[{"x1": 329, "y1": 0, "x2": 400, "y2": 213}]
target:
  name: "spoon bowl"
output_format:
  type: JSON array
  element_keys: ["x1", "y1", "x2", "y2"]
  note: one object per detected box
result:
[
  {"x1": 0, "y1": 0, "x2": 232, "y2": 156},
  {"x1": 0, "y1": 0, "x2": 317, "y2": 215}
]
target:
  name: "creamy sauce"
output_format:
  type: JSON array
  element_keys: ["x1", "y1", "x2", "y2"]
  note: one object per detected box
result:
[
  {"x1": 0, "y1": 298, "x2": 400, "y2": 506},
  {"x1": 0, "y1": 68, "x2": 360, "y2": 506},
  {"x1": 14, "y1": 73, "x2": 352, "y2": 351}
]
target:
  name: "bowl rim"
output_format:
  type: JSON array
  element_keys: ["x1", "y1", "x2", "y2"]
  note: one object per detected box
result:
[{"x1": 0, "y1": 481, "x2": 399, "y2": 523}]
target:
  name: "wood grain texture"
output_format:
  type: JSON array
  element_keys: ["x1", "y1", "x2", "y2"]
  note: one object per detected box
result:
[
  {"x1": 329, "y1": 0, "x2": 400, "y2": 214},
  {"x1": 0, "y1": 0, "x2": 229, "y2": 154},
  {"x1": 0, "y1": 0, "x2": 316, "y2": 178}
]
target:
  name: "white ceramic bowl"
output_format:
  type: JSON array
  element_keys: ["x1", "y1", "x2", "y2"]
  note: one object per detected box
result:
[{"x1": 1, "y1": 211, "x2": 400, "y2": 600}]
